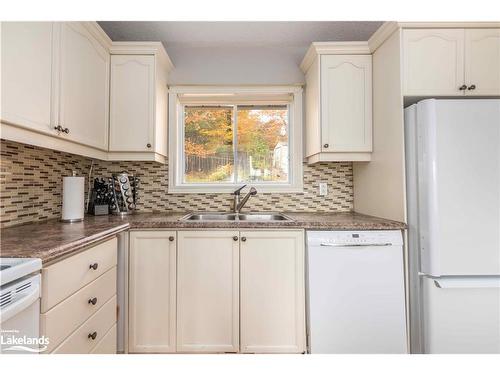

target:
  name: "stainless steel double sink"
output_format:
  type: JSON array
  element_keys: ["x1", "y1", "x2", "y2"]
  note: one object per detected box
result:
[{"x1": 181, "y1": 212, "x2": 294, "y2": 222}]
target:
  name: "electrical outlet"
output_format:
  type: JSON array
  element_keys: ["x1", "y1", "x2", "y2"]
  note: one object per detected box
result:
[{"x1": 319, "y1": 182, "x2": 328, "y2": 196}]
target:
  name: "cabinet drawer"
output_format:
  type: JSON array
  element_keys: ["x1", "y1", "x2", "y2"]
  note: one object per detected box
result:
[
  {"x1": 41, "y1": 267, "x2": 116, "y2": 351},
  {"x1": 90, "y1": 324, "x2": 117, "y2": 354},
  {"x1": 51, "y1": 295, "x2": 117, "y2": 354},
  {"x1": 41, "y1": 237, "x2": 117, "y2": 312}
]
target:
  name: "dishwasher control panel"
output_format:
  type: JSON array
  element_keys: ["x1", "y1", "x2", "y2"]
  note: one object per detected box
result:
[{"x1": 307, "y1": 230, "x2": 403, "y2": 247}]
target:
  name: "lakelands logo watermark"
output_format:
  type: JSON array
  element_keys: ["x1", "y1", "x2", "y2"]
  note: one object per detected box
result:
[{"x1": 1, "y1": 330, "x2": 50, "y2": 353}]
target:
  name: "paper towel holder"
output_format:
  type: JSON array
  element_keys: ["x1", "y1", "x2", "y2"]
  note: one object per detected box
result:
[{"x1": 61, "y1": 171, "x2": 85, "y2": 223}]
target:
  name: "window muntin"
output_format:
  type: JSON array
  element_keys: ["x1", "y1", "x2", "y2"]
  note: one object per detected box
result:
[{"x1": 182, "y1": 104, "x2": 289, "y2": 185}]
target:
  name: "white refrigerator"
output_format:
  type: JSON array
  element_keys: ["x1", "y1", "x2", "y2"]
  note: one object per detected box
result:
[{"x1": 405, "y1": 99, "x2": 500, "y2": 354}]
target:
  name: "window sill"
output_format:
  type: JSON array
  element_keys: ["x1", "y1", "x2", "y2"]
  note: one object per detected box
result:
[{"x1": 168, "y1": 183, "x2": 304, "y2": 194}]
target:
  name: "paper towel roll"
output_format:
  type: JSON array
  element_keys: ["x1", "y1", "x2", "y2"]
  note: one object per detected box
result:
[{"x1": 62, "y1": 176, "x2": 85, "y2": 222}]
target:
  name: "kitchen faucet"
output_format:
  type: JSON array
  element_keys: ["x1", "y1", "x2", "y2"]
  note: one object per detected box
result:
[{"x1": 232, "y1": 184, "x2": 257, "y2": 213}]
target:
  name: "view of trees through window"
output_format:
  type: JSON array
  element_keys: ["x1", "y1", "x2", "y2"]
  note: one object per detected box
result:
[{"x1": 184, "y1": 105, "x2": 289, "y2": 183}]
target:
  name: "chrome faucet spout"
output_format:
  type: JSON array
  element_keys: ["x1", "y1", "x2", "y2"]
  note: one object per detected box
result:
[{"x1": 232, "y1": 186, "x2": 257, "y2": 213}]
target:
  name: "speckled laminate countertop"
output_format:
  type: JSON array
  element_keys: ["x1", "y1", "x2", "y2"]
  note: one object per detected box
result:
[{"x1": 0, "y1": 212, "x2": 406, "y2": 264}]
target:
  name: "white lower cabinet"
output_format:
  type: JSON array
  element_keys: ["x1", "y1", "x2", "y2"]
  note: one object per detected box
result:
[
  {"x1": 176, "y1": 230, "x2": 240, "y2": 353},
  {"x1": 240, "y1": 230, "x2": 306, "y2": 353},
  {"x1": 128, "y1": 229, "x2": 306, "y2": 354},
  {"x1": 129, "y1": 231, "x2": 176, "y2": 353}
]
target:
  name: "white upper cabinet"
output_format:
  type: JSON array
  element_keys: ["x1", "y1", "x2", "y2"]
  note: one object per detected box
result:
[
  {"x1": 1, "y1": 22, "x2": 55, "y2": 134},
  {"x1": 57, "y1": 23, "x2": 110, "y2": 150},
  {"x1": 1, "y1": 22, "x2": 111, "y2": 156},
  {"x1": 109, "y1": 55, "x2": 155, "y2": 152},
  {"x1": 301, "y1": 44, "x2": 372, "y2": 164},
  {"x1": 464, "y1": 29, "x2": 500, "y2": 96},
  {"x1": 403, "y1": 28, "x2": 500, "y2": 96},
  {"x1": 108, "y1": 43, "x2": 172, "y2": 162},
  {"x1": 321, "y1": 55, "x2": 372, "y2": 154},
  {"x1": 403, "y1": 29, "x2": 465, "y2": 96}
]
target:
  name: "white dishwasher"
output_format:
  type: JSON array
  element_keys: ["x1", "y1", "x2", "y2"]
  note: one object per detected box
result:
[{"x1": 306, "y1": 230, "x2": 407, "y2": 354}]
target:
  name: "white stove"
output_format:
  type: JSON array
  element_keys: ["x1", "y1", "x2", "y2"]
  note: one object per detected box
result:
[
  {"x1": 0, "y1": 258, "x2": 41, "y2": 287},
  {"x1": 0, "y1": 257, "x2": 42, "y2": 354}
]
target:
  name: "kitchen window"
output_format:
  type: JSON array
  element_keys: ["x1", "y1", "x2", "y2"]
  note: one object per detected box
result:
[{"x1": 168, "y1": 86, "x2": 303, "y2": 193}]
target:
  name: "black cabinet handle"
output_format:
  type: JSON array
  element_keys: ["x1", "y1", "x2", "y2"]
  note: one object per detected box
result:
[
  {"x1": 467, "y1": 84, "x2": 476, "y2": 90},
  {"x1": 89, "y1": 263, "x2": 98, "y2": 270},
  {"x1": 459, "y1": 84, "x2": 467, "y2": 91},
  {"x1": 233, "y1": 236, "x2": 239, "y2": 241},
  {"x1": 88, "y1": 332, "x2": 97, "y2": 340},
  {"x1": 88, "y1": 297, "x2": 98, "y2": 305},
  {"x1": 146, "y1": 143, "x2": 151, "y2": 148},
  {"x1": 54, "y1": 125, "x2": 63, "y2": 132},
  {"x1": 169, "y1": 236, "x2": 175, "y2": 242},
  {"x1": 323, "y1": 143, "x2": 329, "y2": 149},
  {"x1": 241, "y1": 237, "x2": 247, "y2": 242},
  {"x1": 63, "y1": 127, "x2": 69, "y2": 134}
]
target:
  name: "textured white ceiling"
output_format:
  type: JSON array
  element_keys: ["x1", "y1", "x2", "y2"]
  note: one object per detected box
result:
[
  {"x1": 98, "y1": 21, "x2": 384, "y2": 48},
  {"x1": 98, "y1": 21, "x2": 384, "y2": 85}
]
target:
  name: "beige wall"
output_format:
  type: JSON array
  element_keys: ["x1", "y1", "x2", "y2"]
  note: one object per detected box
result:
[{"x1": 353, "y1": 29, "x2": 407, "y2": 223}]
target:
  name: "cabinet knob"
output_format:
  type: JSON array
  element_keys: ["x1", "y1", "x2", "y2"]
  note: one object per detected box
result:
[
  {"x1": 88, "y1": 297, "x2": 98, "y2": 305},
  {"x1": 233, "y1": 236, "x2": 239, "y2": 242},
  {"x1": 146, "y1": 143, "x2": 152, "y2": 148},
  {"x1": 241, "y1": 237, "x2": 247, "y2": 242},
  {"x1": 467, "y1": 84, "x2": 476, "y2": 91},
  {"x1": 459, "y1": 84, "x2": 467, "y2": 91},
  {"x1": 169, "y1": 236, "x2": 175, "y2": 242},
  {"x1": 323, "y1": 143, "x2": 329, "y2": 149},
  {"x1": 88, "y1": 332, "x2": 97, "y2": 340},
  {"x1": 54, "y1": 125, "x2": 63, "y2": 132},
  {"x1": 89, "y1": 263, "x2": 98, "y2": 270},
  {"x1": 62, "y1": 127, "x2": 69, "y2": 134}
]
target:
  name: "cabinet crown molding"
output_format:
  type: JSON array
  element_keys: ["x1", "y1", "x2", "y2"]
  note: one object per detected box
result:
[
  {"x1": 109, "y1": 42, "x2": 174, "y2": 72},
  {"x1": 300, "y1": 42, "x2": 371, "y2": 72},
  {"x1": 367, "y1": 21, "x2": 500, "y2": 53}
]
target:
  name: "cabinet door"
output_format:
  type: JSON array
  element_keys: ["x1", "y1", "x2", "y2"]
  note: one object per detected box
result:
[
  {"x1": 240, "y1": 230, "x2": 306, "y2": 353},
  {"x1": 320, "y1": 55, "x2": 372, "y2": 152},
  {"x1": 1, "y1": 22, "x2": 55, "y2": 134},
  {"x1": 109, "y1": 55, "x2": 155, "y2": 151},
  {"x1": 403, "y1": 29, "x2": 465, "y2": 96},
  {"x1": 57, "y1": 22, "x2": 109, "y2": 150},
  {"x1": 177, "y1": 231, "x2": 239, "y2": 353},
  {"x1": 464, "y1": 29, "x2": 500, "y2": 96},
  {"x1": 129, "y1": 231, "x2": 176, "y2": 353}
]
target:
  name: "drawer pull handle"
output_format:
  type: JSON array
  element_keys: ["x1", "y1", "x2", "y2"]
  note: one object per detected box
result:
[
  {"x1": 88, "y1": 297, "x2": 98, "y2": 305},
  {"x1": 89, "y1": 263, "x2": 98, "y2": 270},
  {"x1": 88, "y1": 332, "x2": 97, "y2": 340},
  {"x1": 459, "y1": 84, "x2": 467, "y2": 91},
  {"x1": 233, "y1": 236, "x2": 239, "y2": 241},
  {"x1": 169, "y1": 236, "x2": 175, "y2": 242},
  {"x1": 467, "y1": 84, "x2": 476, "y2": 90},
  {"x1": 241, "y1": 237, "x2": 247, "y2": 242}
]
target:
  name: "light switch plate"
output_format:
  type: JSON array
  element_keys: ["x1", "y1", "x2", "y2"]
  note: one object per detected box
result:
[{"x1": 319, "y1": 182, "x2": 328, "y2": 196}]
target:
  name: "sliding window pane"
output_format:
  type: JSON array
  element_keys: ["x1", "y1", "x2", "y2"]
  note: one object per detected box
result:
[
  {"x1": 236, "y1": 105, "x2": 289, "y2": 183},
  {"x1": 184, "y1": 106, "x2": 234, "y2": 183}
]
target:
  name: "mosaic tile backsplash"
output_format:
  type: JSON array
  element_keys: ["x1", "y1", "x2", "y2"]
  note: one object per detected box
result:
[{"x1": 0, "y1": 139, "x2": 353, "y2": 228}]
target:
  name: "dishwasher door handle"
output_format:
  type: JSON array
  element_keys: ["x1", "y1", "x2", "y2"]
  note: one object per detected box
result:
[{"x1": 319, "y1": 243, "x2": 393, "y2": 247}]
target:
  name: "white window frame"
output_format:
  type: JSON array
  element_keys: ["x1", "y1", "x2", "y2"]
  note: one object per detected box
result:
[{"x1": 168, "y1": 85, "x2": 303, "y2": 193}]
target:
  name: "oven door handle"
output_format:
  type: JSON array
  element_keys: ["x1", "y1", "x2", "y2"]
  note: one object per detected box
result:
[{"x1": 0, "y1": 284, "x2": 40, "y2": 323}]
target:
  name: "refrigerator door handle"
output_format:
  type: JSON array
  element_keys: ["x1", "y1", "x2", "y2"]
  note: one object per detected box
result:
[{"x1": 433, "y1": 277, "x2": 500, "y2": 289}]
